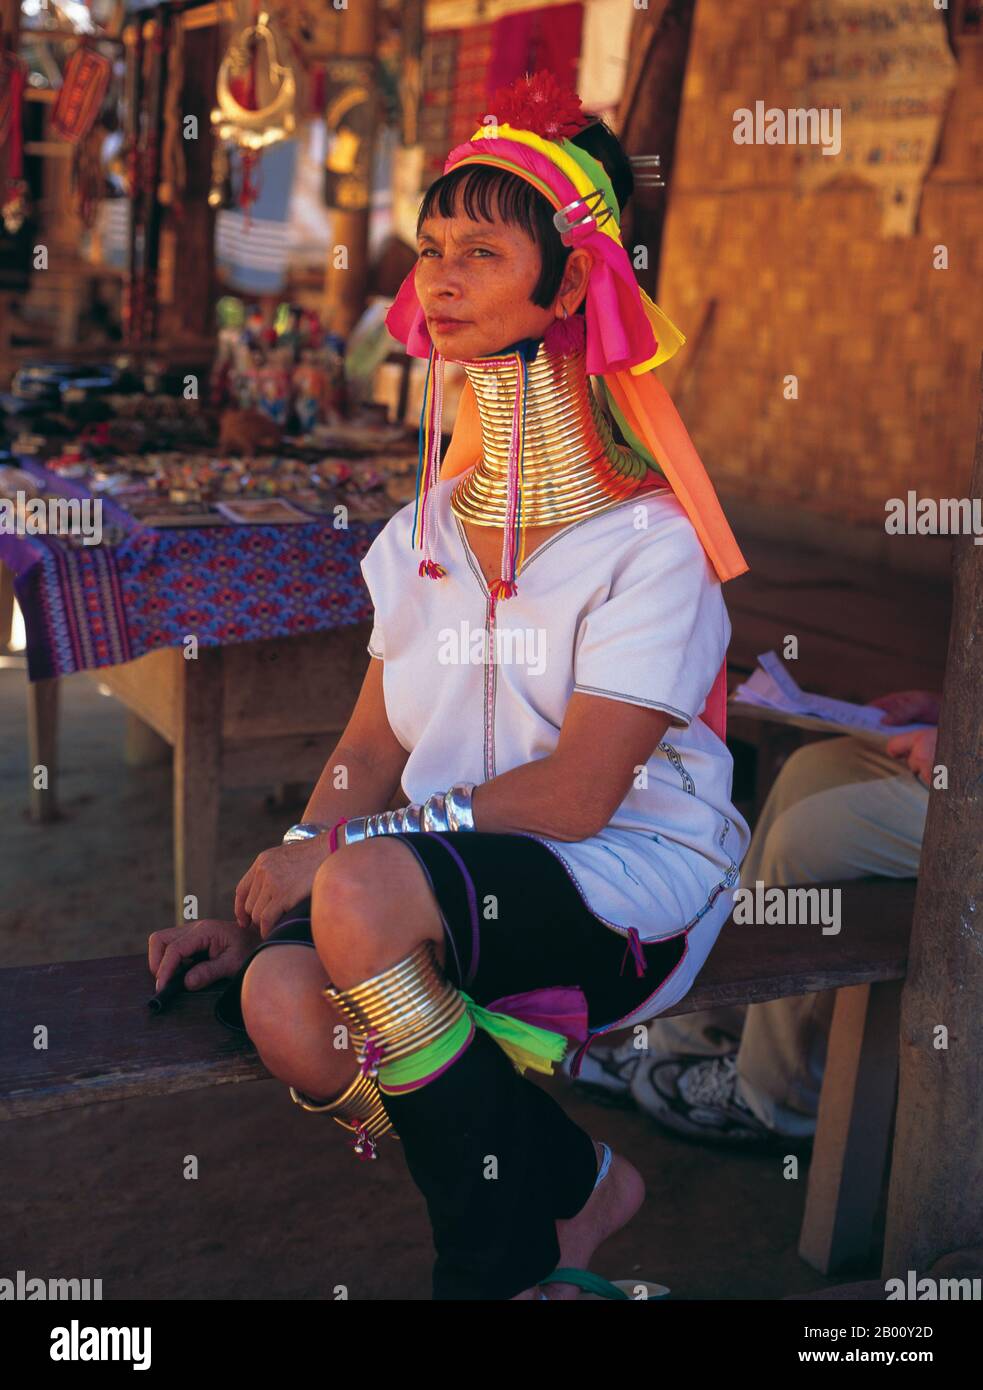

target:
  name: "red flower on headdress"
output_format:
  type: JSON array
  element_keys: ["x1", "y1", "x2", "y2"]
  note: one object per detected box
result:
[{"x1": 484, "y1": 70, "x2": 591, "y2": 142}]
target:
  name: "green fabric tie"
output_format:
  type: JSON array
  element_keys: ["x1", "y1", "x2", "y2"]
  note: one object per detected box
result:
[{"x1": 377, "y1": 991, "x2": 569, "y2": 1094}]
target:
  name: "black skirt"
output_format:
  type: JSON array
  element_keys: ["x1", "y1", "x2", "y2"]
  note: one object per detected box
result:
[{"x1": 214, "y1": 831, "x2": 686, "y2": 1039}]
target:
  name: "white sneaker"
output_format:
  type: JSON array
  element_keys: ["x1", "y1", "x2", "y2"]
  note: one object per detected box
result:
[
  {"x1": 629, "y1": 1053, "x2": 792, "y2": 1147},
  {"x1": 564, "y1": 1034, "x2": 643, "y2": 1108}
]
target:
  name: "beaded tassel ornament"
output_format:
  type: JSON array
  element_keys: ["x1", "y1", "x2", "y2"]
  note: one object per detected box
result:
[
  {"x1": 412, "y1": 344, "x2": 448, "y2": 580},
  {"x1": 412, "y1": 335, "x2": 536, "y2": 609}
]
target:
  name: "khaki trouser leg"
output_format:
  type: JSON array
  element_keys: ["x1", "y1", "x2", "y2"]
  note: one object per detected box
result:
[{"x1": 641, "y1": 737, "x2": 928, "y2": 1134}]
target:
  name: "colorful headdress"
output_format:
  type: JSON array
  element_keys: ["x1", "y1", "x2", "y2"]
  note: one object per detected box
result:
[{"x1": 385, "y1": 72, "x2": 747, "y2": 612}]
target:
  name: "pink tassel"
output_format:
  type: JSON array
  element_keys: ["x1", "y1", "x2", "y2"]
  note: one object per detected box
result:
[
  {"x1": 350, "y1": 1124, "x2": 378, "y2": 1161},
  {"x1": 360, "y1": 1031, "x2": 385, "y2": 1077},
  {"x1": 619, "y1": 928, "x2": 647, "y2": 979},
  {"x1": 416, "y1": 349, "x2": 448, "y2": 581},
  {"x1": 496, "y1": 350, "x2": 525, "y2": 598}
]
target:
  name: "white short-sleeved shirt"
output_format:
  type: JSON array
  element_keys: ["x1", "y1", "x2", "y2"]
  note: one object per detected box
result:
[{"x1": 360, "y1": 475, "x2": 750, "y2": 1024}]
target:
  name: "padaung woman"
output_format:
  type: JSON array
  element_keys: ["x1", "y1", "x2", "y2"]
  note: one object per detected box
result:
[{"x1": 149, "y1": 71, "x2": 750, "y2": 1302}]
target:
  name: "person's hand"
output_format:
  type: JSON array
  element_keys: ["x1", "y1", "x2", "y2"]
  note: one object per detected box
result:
[
  {"x1": 148, "y1": 919, "x2": 260, "y2": 995},
  {"x1": 234, "y1": 836, "x2": 332, "y2": 938},
  {"x1": 886, "y1": 728, "x2": 938, "y2": 787},
  {"x1": 870, "y1": 690, "x2": 942, "y2": 726}
]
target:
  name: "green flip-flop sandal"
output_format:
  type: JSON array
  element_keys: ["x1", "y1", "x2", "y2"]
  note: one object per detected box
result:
[{"x1": 540, "y1": 1268, "x2": 670, "y2": 1300}]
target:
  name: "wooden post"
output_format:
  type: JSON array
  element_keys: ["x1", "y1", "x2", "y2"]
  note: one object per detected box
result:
[
  {"x1": 882, "y1": 357, "x2": 983, "y2": 1276},
  {"x1": 124, "y1": 711, "x2": 171, "y2": 767},
  {"x1": 322, "y1": 1, "x2": 379, "y2": 338},
  {"x1": 615, "y1": 0, "x2": 697, "y2": 298},
  {"x1": 799, "y1": 979, "x2": 902, "y2": 1273},
  {"x1": 26, "y1": 677, "x2": 60, "y2": 823},
  {"x1": 173, "y1": 644, "x2": 223, "y2": 925},
  {"x1": 158, "y1": 11, "x2": 219, "y2": 340},
  {"x1": 0, "y1": 0, "x2": 17, "y2": 47},
  {"x1": 0, "y1": 562, "x2": 15, "y2": 652}
]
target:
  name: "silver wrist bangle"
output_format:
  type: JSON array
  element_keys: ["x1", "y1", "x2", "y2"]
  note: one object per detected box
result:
[{"x1": 282, "y1": 822, "x2": 330, "y2": 844}]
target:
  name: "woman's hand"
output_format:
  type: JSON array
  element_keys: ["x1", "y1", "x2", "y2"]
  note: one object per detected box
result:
[
  {"x1": 870, "y1": 690, "x2": 942, "y2": 726},
  {"x1": 234, "y1": 836, "x2": 332, "y2": 937},
  {"x1": 148, "y1": 919, "x2": 260, "y2": 994}
]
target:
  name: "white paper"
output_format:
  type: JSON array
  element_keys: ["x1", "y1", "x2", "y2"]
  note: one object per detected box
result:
[{"x1": 732, "y1": 651, "x2": 934, "y2": 738}]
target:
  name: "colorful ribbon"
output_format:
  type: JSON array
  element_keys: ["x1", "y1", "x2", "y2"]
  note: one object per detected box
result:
[{"x1": 377, "y1": 988, "x2": 574, "y2": 1094}]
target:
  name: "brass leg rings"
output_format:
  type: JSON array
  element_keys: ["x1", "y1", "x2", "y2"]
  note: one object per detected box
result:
[{"x1": 289, "y1": 1070, "x2": 397, "y2": 1160}]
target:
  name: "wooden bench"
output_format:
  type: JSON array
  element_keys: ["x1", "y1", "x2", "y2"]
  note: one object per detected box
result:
[{"x1": 0, "y1": 877, "x2": 915, "y2": 1277}]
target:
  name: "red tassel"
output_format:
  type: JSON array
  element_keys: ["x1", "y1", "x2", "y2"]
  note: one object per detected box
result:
[
  {"x1": 418, "y1": 559, "x2": 447, "y2": 579},
  {"x1": 360, "y1": 1031, "x2": 385, "y2": 1077},
  {"x1": 350, "y1": 1124, "x2": 378, "y2": 1161},
  {"x1": 489, "y1": 578, "x2": 517, "y2": 601},
  {"x1": 619, "y1": 928, "x2": 647, "y2": 979},
  {"x1": 238, "y1": 149, "x2": 261, "y2": 222}
]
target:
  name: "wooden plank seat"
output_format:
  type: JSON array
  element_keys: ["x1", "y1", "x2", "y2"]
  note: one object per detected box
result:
[{"x1": 0, "y1": 877, "x2": 917, "y2": 1276}]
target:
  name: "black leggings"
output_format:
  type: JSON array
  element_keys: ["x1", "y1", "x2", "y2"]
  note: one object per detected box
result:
[{"x1": 215, "y1": 831, "x2": 687, "y2": 1299}]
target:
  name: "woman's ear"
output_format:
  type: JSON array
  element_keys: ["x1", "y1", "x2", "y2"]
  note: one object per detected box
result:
[
  {"x1": 440, "y1": 376, "x2": 482, "y2": 479},
  {"x1": 559, "y1": 246, "x2": 593, "y2": 315}
]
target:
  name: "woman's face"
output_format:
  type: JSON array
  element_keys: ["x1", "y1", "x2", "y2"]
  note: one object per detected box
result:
[{"x1": 415, "y1": 193, "x2": 591, "y2": 360}]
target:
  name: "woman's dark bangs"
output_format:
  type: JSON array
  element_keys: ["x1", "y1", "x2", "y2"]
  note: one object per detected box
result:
[{"x1": 417, "y1": 165, "x2": 540, "y2": 240}]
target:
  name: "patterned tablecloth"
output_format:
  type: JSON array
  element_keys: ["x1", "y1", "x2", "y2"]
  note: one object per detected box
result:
[{"x1": 0, "y1": 459, "x2": 389, "y2": 682}]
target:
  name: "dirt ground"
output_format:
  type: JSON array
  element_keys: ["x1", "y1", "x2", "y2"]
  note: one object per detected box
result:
[{"x1": 0, "y1": 659, "x2": 881, "y2": 1299}]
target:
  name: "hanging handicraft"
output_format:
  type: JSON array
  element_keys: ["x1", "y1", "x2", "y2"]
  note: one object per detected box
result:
[{"x1": 209, "y1": 11, "x2": 297, "y2": 212}]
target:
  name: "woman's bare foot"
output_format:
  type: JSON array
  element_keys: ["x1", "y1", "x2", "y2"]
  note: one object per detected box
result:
[{"x1": 511, "y1": 1141, "x2": 646, "y2": 1300}]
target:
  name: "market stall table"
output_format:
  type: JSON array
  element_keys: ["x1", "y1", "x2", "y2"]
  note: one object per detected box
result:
[{"x1": 0, "y1": 441, "x2": 414, "y2": 922}]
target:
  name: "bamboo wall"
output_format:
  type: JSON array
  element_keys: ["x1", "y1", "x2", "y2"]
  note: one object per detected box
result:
[{"x1": 655, "y1": 3, "x2": 983, "y2": 537}]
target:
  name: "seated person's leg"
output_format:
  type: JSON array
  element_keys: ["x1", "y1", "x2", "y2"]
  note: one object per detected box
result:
[
  {"x1": 623, "y1": 737, "x2": 928, "y2": 1139},
  {"x1": 734, "y1": 741, "x2": 927, "y2": 1131}
]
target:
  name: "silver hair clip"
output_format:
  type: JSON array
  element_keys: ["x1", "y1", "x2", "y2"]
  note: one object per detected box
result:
[{"x1": 553, "y1": 187, "x2": 616, "y2": 236}]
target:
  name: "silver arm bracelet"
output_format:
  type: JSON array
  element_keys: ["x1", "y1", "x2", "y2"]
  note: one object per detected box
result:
[
  {"x1": 341, "y1": 783, "x2": 476, "y2": 845},
  {"x1": 395, "y1": 803, "x2": 425, "y2": 834},
  {"x1": 340, "y1": 816, "x2": 367, "y2": 845},
  {"x1": 419, "y1": 783, "x2": 477, "y2": 833},
  {"x1": 444, "y1": 783, "x2": 477, "y2": 831},
  {"x1": 341, "y1": 808, "x2": 420, "y2": 844},
  {"x1": 421, "y1": 793, "x2": 448, "y2": 833}
]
